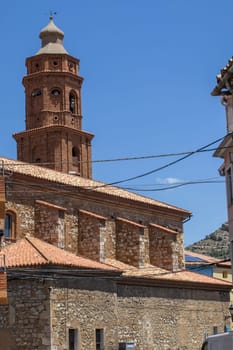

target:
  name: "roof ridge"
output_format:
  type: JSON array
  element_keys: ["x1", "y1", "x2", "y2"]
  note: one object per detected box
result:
[{"x1": 25, "y1": 236, "x2": 50, "y2": 263}]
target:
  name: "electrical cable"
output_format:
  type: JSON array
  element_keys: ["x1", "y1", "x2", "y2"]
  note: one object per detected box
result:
[
  {"x1": 0, "y1": 138, "x2": 232, "y2": 167},
  {"x1": 88, "y1": 134, "x2": 228, "y2": 189}
]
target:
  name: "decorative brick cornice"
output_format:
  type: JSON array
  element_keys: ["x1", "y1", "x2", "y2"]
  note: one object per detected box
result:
[{"x1": 13, "y1": 125, "x2": 94, "y2": 139}]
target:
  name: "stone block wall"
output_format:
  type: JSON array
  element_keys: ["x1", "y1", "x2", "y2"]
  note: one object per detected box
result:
[
  {"x1": 0, "y1": 274, "x2": 230, "y2": 350},
  {"x1": 0, "y1": 275, "x2": 230, "y2": 350},
  {"x1": 78, "y1": 209, "x2": 107, "y2": 262},
  {"x1": 50, "y1": 278, "x2": 118, "y2": 350},
  {"x1": 117, "y1": 283, "x2": 230, "y2": 350},
  {"x1": 35, "y1": 200, "x2": 66, "y2": 248},
  {"x1": 149, "y1": 224, "x2": 184, "y2": 271},
  {"x1": 116, "y1": 218, "x2": 146, "y2": 268},
  {"x1": 0, "y1": 278, "x2": 51, "y2": 350}
]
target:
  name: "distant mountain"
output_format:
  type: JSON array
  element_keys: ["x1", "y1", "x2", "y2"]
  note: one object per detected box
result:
[{"x1": 185, "y1": 223, "x2": 230, "y2": 259}]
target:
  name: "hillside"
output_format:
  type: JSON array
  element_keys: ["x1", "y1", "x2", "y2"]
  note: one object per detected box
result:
[{"x1": 185, "y1": 223, "x2": 230, "y2": 259}]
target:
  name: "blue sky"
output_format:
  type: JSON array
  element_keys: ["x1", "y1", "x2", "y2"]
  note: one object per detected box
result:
[{"x1": 0, "y1": 0, "x2": 231, "y2": 245}]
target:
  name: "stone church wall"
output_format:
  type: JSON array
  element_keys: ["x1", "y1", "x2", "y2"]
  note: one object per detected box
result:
[
  {"x1": 0, "y1": 278, "x2": 50, "y2": 350},
  {"x1": 0, "y1": 276, "x2": 229, "y2": 350},
  {"x1": 117, "y1": 283, "x2": 229, "y2": 350},
  {"x1": 5, "y1": 177, "x2": 185, "y2": 271}
]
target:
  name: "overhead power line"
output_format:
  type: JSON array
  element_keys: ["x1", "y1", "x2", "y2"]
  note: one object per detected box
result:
[
  {"x1": 89, "y1": 134, "x2": 227, "y2": 189},
  {"x1": 123, "y1": 179, "x2": 224, "y2": 192},
  {"x1": 0, "y1": 134, "x2": 229, "y2": 193},
  {"x1": 0, "y1": 138, "x2": 232, "y2": 167}
]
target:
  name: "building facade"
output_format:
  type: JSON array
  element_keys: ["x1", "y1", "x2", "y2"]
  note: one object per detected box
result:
[{"x1": 0, "y1": 17, "x2": 232, "y2": 350}]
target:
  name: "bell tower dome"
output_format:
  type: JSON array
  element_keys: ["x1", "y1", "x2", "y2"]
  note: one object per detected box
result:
[{"x1": 13, "y1": 17, "x2": 94, "y2": 178}]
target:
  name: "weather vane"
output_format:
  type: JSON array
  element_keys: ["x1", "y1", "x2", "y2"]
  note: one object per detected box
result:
[{"x1": 49, "y1": 10, "x2": 57, "y2": 20}]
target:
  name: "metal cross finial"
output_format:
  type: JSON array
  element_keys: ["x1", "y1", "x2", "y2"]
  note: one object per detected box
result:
[{"x1": 49, "y1": 10, "x2": 57, "y2": 20}]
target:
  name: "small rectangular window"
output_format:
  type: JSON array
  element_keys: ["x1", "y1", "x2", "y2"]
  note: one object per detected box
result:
[
  {"x1": 223, "y1": 270, "x2": 228, "y2": 278},
  {"x1": 69, "y1": 329, "x2": 78, "y2": 350},
  {"x1": 96, "y1": 329, "x2": 104, "y2": 350}
]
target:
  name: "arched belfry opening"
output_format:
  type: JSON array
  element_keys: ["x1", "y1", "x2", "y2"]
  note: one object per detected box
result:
[
  {"x1": 72, "y1": 146, "x2": 81, "y2": 174},
  {"x1": 69, "y1": 92, "x2": 76, "y2": 114}
]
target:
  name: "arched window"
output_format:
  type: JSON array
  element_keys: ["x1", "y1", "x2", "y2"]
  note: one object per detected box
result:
[
  {"x1": 72, "y1": 147, "x2": 80, "y2": 173},
  {"x1": 69, "y1": 92, "x2": 76, "y2": 114},
  {"x1": 72, "y1": 147, "x2": 79, "y2": 157},
  {"x1": 32, "y1": 146, "x2": 42, "y2": 165},
  {"x1": 4, "y1": 212, "x2": 16, "y2": 238},
  {"x1": 51, "y1": 88, "x2": 61, "y2": 96},
  {"x1": 32, "y1": 89, "x2": 42, "y2": 97}
]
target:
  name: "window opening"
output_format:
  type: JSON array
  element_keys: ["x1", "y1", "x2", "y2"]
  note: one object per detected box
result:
[
  {"x1": 32, "y1": 89, "x2": 41, "y2": 97},
  {"x1": 69, "y1": 93, "x2": 76, "y2": 113},
  {"x1": 72, "y1": 147, "x2": 80, "y2": 173},
  {"x1": 51, "y1": 89, "x2": 60, "y2": 96},
  {"x1": 4, "y1": 212, "x2": 16, "y2": 238},
  {"x1": 68, "y1": 329, "x2": 78, "y2": 350},
  {"x1": 96, "y1": 329, "x2": 104, "y2": 350},
  {"x1": 222, "y1": 270, "x2": 228, "y2": 278},
  {"x1": 72, "y1": 147, "x2": 79, "y2": 157}
]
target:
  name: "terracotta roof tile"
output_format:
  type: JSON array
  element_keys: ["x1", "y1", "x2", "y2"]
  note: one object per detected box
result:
[
  {"x1": 0, "y1": 157, "x2": 190, "y2": 216},
  {"x1": 116, "y1": 217, "x2": 146, "y2": 228},
  {"x1": 185, "y1": 250, "x2": 220, "y2": 264},
  {"x1": 0, "y1": 237, "x2": 119, "y2": 271},
  {"x1": 106, "y1": 258, "x2": 231, "y2": 286},
  {"x1": 79, "y1": 209, "x2": 107, "y2": 221},
  {"x1": 36, "y1": 200, "x2": 67, "y2": 211},
  {"x1": 149, "y1": 223, "x2": 178, "y2": 235}
]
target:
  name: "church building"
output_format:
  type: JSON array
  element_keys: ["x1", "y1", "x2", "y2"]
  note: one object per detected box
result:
[{"x1": 0, "y1": 17, "x2": 231, "y2": 350}]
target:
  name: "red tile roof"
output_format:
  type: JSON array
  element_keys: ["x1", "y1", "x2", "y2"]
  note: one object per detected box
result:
[
  {"x1": 0, "y1": 237, "x2": 119, "y2": 271},
  {"x1": 149, "y1": 223, "x2": 179, "y2": 235},
  {"x1": 0, "y1": 157, "x2": 190, "y2": 216},
  {"x1": 185, "y1": 250, "x2": 220, "y2": 264},
  {"x1": 106, "y1": 258, "x2": 232, "y2": 287},
  {"x1": 0, "y1": 241, "x2": 230, "y2": 288}
]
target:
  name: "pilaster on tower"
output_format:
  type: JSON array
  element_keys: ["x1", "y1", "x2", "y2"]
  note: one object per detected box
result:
[{"x1": 13, "y1": 17, "x2": 94, "y2": 179}]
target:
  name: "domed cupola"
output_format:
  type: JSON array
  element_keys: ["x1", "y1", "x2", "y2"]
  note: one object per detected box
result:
[{"x1": 36, "y1": 16, "x2": 68, "y2": 55}]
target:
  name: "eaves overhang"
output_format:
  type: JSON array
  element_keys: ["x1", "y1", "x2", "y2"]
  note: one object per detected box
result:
[
  {"x1": 13, "y1": 125, "x2": 94, "y2": 140},
  {"x1": 213, "y1": 133, "x2": 233, "y2": 158},
  {"x1": 211, "y1": 61, "x2": 233, "y2": 96},
  {"x1": 118, "y1": 275, "x2": 232, "y2": 292}
]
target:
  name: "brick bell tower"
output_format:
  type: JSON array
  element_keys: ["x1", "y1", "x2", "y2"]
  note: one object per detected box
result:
[{"x1": 13, "y1": 16, "x2": 94, "y2": 178}]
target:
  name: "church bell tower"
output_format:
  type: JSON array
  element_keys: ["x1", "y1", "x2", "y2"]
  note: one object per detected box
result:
[{"x1": 13, "y1": 17, "x2": 94, "y2": 178}]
